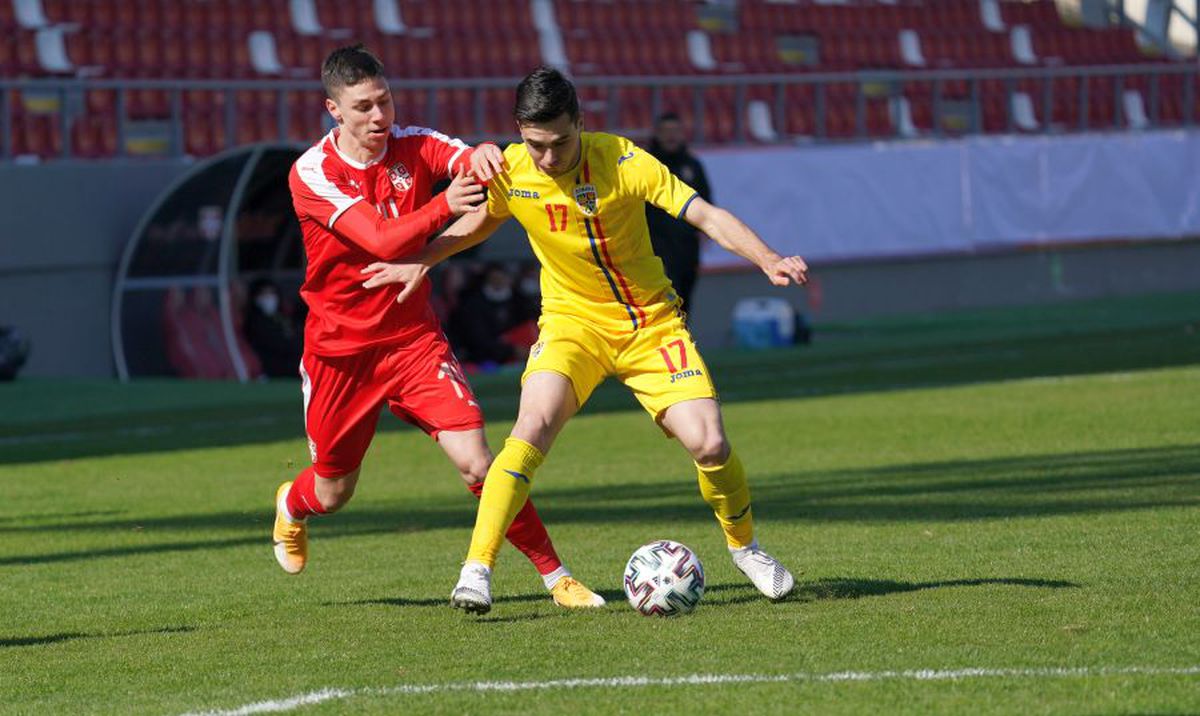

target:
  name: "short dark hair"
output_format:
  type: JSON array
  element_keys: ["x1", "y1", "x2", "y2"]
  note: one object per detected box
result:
[
  {"x1": 321, "y1": 44, "x2": 385, "y2": 100},
  {"x1": 656, "y1": 111, "x2": 682, "y2": 125},
  {"x1": 514, "y1": 66, "x2": 579, "y2": 124}
]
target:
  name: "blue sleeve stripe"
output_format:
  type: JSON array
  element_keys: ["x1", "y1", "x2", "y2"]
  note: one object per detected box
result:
[{"x1": 676, "y1": 192, "x2": 699, "y2": 220}]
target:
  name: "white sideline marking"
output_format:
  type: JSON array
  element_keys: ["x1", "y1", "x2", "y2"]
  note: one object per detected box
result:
[{"x1": 180, "y1": 666, "x2": 1200, "y2": 715}]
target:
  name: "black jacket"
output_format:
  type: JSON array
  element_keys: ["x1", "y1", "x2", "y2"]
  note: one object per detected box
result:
[{"x1": 645, "y1": 140, "x2": 712, "y2": 270}]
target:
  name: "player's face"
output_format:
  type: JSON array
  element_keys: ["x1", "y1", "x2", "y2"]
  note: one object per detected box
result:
[
  {"x1": 655, "y1": 119, "x2": 685, "y2": 153},
  {"x1": 518, "y1": 113, "x2": 583, "y2": 177},
  {"x1": 326, "y1": 78, "x2": 395, "y2": 154}
]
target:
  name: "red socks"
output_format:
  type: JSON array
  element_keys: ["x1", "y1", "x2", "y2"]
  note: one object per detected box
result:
[
  {"x1": 466, "y1": 481, "x2": 563, "y2": 576},
  {"x1": 285, "y1": 467, "x2": 328, "y2": 521},
  {"x1": 284, "y1": 470, "x2": 563, "y2": 578}
]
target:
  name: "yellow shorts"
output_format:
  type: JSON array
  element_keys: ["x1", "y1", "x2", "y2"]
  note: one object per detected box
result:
[{"x1": 522, "y1": 309, "x2": 718, "y2": 421}]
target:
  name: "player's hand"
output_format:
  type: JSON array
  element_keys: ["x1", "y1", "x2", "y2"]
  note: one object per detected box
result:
[
  {"x1": 469, "y1": 142, "x2": 507, "y2": 183},
  {"x1": 764, "y1": 255, "x2": 809, "y2": 287},
  {"x1": 361, "y1": 261, "x2": 430, "y2": 304},
  {"x1": 445, "y1": 168, "x2": 484, "y2": 215}
]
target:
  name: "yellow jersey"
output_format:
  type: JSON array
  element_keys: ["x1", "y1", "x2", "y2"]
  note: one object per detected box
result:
[{"x1": 487, "y1": 132, "x2": 699, "y2": 333}]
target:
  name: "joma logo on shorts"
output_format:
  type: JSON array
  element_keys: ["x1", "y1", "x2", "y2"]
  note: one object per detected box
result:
[{"x1": 669, "y1": 369, "x2": 703, "y2": 384}]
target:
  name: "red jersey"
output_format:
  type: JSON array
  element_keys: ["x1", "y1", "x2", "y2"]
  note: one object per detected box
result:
[{"x1": 288, "y1": 125, "x2": 476, "y2": 356}]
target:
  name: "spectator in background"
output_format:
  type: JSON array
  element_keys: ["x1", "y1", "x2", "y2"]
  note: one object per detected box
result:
[
  {"x1": 244, "y1": 278, "x2": 302, "y2": 378},
  {"x1": 514, "y1": 262, "x2": 542, "y2": 324},
  {"x1": 430, "y1": 262, "x2": 472, "y2": 327},
  {"x1": 449, "y1": 262, "x2": 535, "y2": 368},
  {"x1": 646, "y1": 111, "x2": 712, "y2": 318},
  {"x1": 0, "y1": 326, "x2": 30, "y2": 381}
]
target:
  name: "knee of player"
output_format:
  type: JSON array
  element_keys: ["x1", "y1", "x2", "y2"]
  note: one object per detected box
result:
[
  {"x1": 511, "y1": 414, "x2": 557, "y2": 448},
  {"x1": 692, "y1": 434, "x2": 731, "y2": 467}
]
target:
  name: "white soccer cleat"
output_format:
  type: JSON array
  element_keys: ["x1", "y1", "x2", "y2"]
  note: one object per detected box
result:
[
  {"x1": 450, "y1": 562, "x2": 493, "y2": 614},
  {"x1": 731, "y1": 543, "x2": 795, "y2": 600}
]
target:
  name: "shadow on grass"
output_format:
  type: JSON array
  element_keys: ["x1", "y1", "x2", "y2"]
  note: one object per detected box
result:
[
  {"x1": 4, "y1": 294, "x2": 1199, "y2": 465},
  {"x1": 0, "y1": 625, "x2": 194, "y2": 649},
  {"x1": 2, "y1": 445, "x2": 1196, "y2": 567},
  {"x1": 472, "y1": 613, "x2": 550, "y2": 624},
  {"x1": 0, "y1": 510, "x2": 125, "y2": 525},
  {"x1": 702, "y1": 577, "x2": 1079, "y2": 607},
  {"x1": 325, "y1": 595, "x2": 564, "y2": 624},
  {"x1": 327, "y1": 593, "x2": 552, "y2": 609},
  {"x1": 794, "y1": 576, "x2": 1079, "y2": 601},
  {"x1": 323, "y1": 577, "x2": 1077, "y2": 616}
]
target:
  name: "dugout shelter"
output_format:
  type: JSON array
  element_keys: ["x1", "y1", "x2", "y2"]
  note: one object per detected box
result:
[{"x1": 111, "y1": 144, "x2": 305, "y2": 382}]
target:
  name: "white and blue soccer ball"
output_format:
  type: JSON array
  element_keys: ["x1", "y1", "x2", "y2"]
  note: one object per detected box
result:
[{"x1": 622, "y1": 540, "x2": 705, "y2": 617}]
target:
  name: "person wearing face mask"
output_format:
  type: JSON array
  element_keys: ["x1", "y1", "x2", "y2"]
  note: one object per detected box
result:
[
  {"x1": 245, "y1": 278, "x2": 302, "y2": 378},
  {"x1": 449, "y1": 262, "x2": 529, "y2": 367},
  {"x1": 645, "y1": 112, "x2": 712, "y2": 319},
  {"x1": 514, "y1": 262, "x2": 542, "y2": 324}
]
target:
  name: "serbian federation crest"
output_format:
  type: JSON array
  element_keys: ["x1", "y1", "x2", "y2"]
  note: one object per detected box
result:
[
  {"x1": 573, "y1": 183, "x2": 599, "y2": 216},
  {"x1": 387, "y1": 162, "x2": 413, "y2": 192}
]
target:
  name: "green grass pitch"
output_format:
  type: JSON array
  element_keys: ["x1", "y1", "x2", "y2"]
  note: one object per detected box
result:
[{"x1": 2, "y1": 291, "x2": 1198, "y2": 714}]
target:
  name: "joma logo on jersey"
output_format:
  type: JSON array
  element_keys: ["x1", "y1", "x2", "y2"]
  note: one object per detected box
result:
[
  {"x1": 387, "y1": 162, "x2": 412, "y2": 191},
  {"x1": 508, "y1": 188, "x2": 540, "y2": 199},
  {"x1": 573, "y1": 183, "x2": 598, "y2": 216},
  {"x1": 669, "y1": 368, "x2": 704, "y2": 384}
]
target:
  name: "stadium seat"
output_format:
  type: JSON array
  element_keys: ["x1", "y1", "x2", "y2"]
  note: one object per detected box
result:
[
  {"x1": 11, "y1": 111, "x2": 61, "y2": 158},
  {"x1": 86, "y1": 88, "x2": 115, "y2": 115},
  {"x1": 1, "y1": 0, "x2": 1189, "y2": 157},
  {"x1": 14, "y1": 30, "x2": 43, "y2": 75},
  {"x1": 126, "y1": 81, "x2": 171, "y2": 120},
  {"x1": 71, "y1": 115, "x2": 117, "y2": 158}
]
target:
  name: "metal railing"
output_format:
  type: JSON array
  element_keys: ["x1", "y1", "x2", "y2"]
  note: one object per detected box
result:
[{"x1": 2, "y1": 63, "x2": 1198, "y2": 160}]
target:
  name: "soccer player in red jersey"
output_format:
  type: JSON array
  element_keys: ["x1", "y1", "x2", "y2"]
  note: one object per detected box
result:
[{"x1": 275, "y1": 45, "x2": 603, "y2": 608}]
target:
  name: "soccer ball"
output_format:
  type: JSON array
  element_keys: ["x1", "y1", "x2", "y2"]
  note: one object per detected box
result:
[{"x1": 622, "y1": 540, "x2": 705, "y2": 617}]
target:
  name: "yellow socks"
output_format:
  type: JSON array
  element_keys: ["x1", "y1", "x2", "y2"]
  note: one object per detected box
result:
[
  {"x1": 465, "y1": 437, "x2": 545, "y2": 568},
  {"x1": 696, "y1": 449, "x2": 755, "y2": 549}
]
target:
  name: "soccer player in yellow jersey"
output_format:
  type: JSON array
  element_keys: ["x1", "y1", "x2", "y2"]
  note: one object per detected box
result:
[{"x1": 362, "y1": 68, "x2": 809, "y2": 614}]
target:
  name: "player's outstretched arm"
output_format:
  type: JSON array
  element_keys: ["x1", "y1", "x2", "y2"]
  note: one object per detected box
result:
[
  {"x1": 682, "y1": 197, "x2": 809, "y2": 287},
  {"x1": 334, "y1": 169, "x2": 484, "y2": 261},
  {"x1": 360, "y1": 209, "x2": 508, "y2": 303}
]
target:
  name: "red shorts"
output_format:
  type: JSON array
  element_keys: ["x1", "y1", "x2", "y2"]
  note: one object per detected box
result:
[{"x1": 299, "y1": 330, "x2": 483, "y2": 478}]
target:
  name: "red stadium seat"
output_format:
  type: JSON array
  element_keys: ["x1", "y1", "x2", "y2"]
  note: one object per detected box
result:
[
  {"x1": 12, "y1": 112, "x2": 62, "y2": 158},
  {"x1": 287, "y1": 110, "x2": 327, "y2": 145},
  {"x1": 0, "y1": 0, "x2": 19, "y2": 25},
  {"x1": 3, "y1": 0, "x2": 1189, "y2": 155},
  {"x1": 1084, "y1": 77, "x2": 1118, "y2": 129},
  {"x1": 864, "y1": 101, "x2": 893, "y2": 138},
  {"x1": 110, "y1": 30, "x2": 139, "y2": 74},
  {"x1": 0, "y1": 33, "x2": 17, "y2": 75},
  {"x1": 824, "y1": 102, "x2": 856, "y2": 139},
  {"x1": 781, "y1": 83, "x2": 816, "y2": 137},
  {"x1": 86, "y1": 88, "x2": 116, "y2": 115},
  {"x1": 1003, "y1": 0, "x2": 1063, "y2": 28},
  {"x1": 15, "y1": 31, "x2": 42, "y2": 75},
  {"x1": 134, "y1": 31, "x2": 165, "y2": 74},
  {"x1": 128, "y1": 85, "x2": 171, "y2": 120},
  {"x1": 71, "y1": 115, "x2": 117, "y2": 158}
]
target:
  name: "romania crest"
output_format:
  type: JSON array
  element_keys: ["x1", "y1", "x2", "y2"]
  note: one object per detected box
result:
[
  {"x1": 573, "y1": 183, "x2": 599, "y2": 216},
  {"x1": 387, "y1": 161, "x2": 413, "y2": 192}
]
